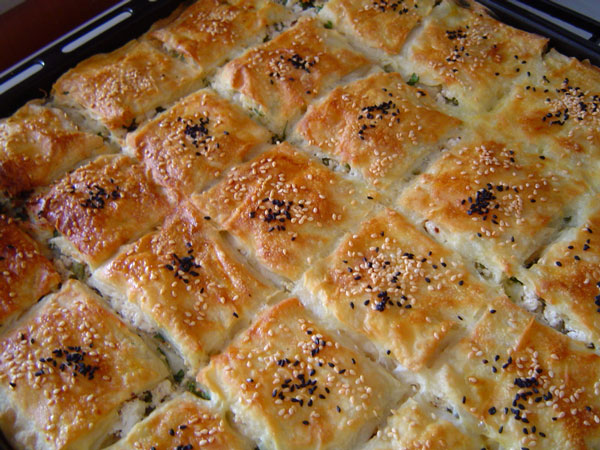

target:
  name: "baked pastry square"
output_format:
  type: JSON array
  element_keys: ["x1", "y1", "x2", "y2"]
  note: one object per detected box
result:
[
  {"x1": 53, "y1": 39, "x2": 203, "y2": 136},
  {"x1": 106, "y1": 392, "x2": 251, "y2": 450},
  {"x1": 214, "y1": 16, "x2": 371, "y2": 133},
  {"x1": 126, "y1": 88, "x2": 271, "y2": 198},
  {"x1": 198, "y1": 297, "x2": 405, "y2": 450},
  {"x1": 319, "y1": 0, "x2": 435, "y2": 57},
  {"x1": 363, "y1": 397, "x2": 486, "y2": 449},
  {"x1": 0, "y1": 280, "x2": 168, "y2": 450},
  {"x1": 518, "y1": 194, "x2": 600, "y2": 346},
  {"x1": 397, "y1": 131, "x2": 588, "y2": 279},
  {"x1": 295, "y1": 71, "x2": 462, "y2": 195},
  {"x1": 433, "y1": 296, "x2": 600, "y2": 450},
  {"x1": 0, "y1": 216, "x2": 60, "y2": 328},
  {"x1": 492, "y1": 49, "x2": 600, "y2": 170},
  {"x1": 304, "y1": 207, "x2": 490, "y2": 371},
  {"x1": 0, "y1": 100, "x2": 109, "y2": 200},
  {"x1": 150, "y1": 0, "x2": 290, "y2": 74},
  {"x1": 193, "y1": 142, "x2": 373, "y2": 281},
  {"x1": 91, "y1": 202, "x2": 276, "y2": 372},
  {"x1": 29, "y1": 154, "x2": 170, "y2": 270},
  {"x1": 398, "y1": 0, "x2": 547, "y2": 112}
]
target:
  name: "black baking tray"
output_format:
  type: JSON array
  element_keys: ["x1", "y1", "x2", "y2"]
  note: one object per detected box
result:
[
  {"x1": 478, "y1": 0, "x2": 600, "y2": 67},
  {"x1": 0, "y1": 0, "x2": 599, "y2": 448},
  {"x1": 1, "y1": 0, "x2": 600, "y2": 119},
  {"x1": 0, "y1": 1, "x2": 185, "y2": 446},
  {"x1": 0, "y1": 433, "x2": 8, "y2": 450},
  {"x1": 0, "y1": 0, "x2": 186, "y2": 118}
]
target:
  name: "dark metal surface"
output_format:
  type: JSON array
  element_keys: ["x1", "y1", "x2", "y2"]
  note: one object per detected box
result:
[
  {"x1": 478, "y1": 0, "x2": 600, "y2": 66},
  {"x1": 0, "y1": 0, "x2": 185, "y2": 118},
  {"x1": 0, "y1": 0, "x2": 124, "y2": 73},
  {"x1": 0, "y1": 432, "x2": 9, "y2": 450},
  {"x1": 518, "y1": 0, "x2": 600, "y2": 38},
  {"x1": 0, "y1": 2, "x2": 186, "y2": 446},
  {"x1": 0, "y1": 0, "x2": 598, "y2": 448}
]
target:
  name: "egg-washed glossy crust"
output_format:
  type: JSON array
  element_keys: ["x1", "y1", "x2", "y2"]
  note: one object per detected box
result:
[
  {"x1": 126, "y1": 88, "x2": 270, "y2": 198},
  {"x1": 304, "y1": 207, "x2": 492, "y2": 370},
  {"x1": 105, "y1": 392, "x2": 252, "y2": 450},
  {"x1": 198, "y1": 297, "x2": 405, "y2": 450},
  {"x1": 193, "y1": 142, "x2": 373, "y2": 280},
  {"x1": 519, "y1": 194, "x2": 600, "y2": 345},
  {"x1": 150, "y1": 0, "x2": 290, "y2": 73},
  {"x1": 1, "y1": 0, "x2": 600, "y2": 448},
  {"x1": 0, "y1": 216, "x2": 60, "y2": 328},
  {"x1": 397, "y1": 130, "x2": 588, "y2": 277},
  {"x1": 296, "y1": 71, "x2": 462, "y2": 195},
  {"x1": 0, "y1": 280, "x2": 168, "y2": 450},
  {"x1": 0, "y1": 101, "x2": 109, "y2": 199},
  {"x1": 52, "y1": 40, "x2": 204, "y2": 133},
  {"x1": 215, "y1": 16, "x2": 371, "y2": 132},
  {"x1": 363, "y1": 398, "x2": 486, "y2": 449},
  {"x1": 92, "y1": 202, "x2": 276, "y2": 371},
  {"x1": 493, "y1": 49, "x2": 600, "y2": 165},
  {"x1": 28, "y1": 154, "x2": 170, "y2": 270},
  {"x1": 400, "y1": 0, "x2": 548, "y2": 112},
  {"x1": 319, "y1": 0, "x2": 435, "y2": 56},
  {"x1": 433, "y1": 296, "x2": 600, "y2": 450}
]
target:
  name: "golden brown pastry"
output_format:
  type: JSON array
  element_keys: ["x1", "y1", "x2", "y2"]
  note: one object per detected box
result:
[
  {"x1": 150, "y1": 0, "x2": 290, "y2": 73},
  {"x1": 304, "y1": 207, "x2": 492, "y2": 370},
  {"x1": 0, "y1": 280, "x2": 168, "y2": 450},
  {"x1": 106, "y1": 392, "x2": 252, "y2": 450},
  {"x1": 1, "y1": 0, "x2": 600, "y2": 448},
  {"x1": 397, "y1": 130, "x2": 588, "y2": 279},
  {"x1": 399, "y1": 0, "x2": 548, "y2": 112},
  {"x1": 0, "y1": 216, "x2": 60, "y2": 328},
  {"x1": 29, "y1": 154, "x2": 171, "y2": 270},
  {"x1": 198, "y1": 297, "x2": 406, "y2": 450},
  {"x1": 319, "y1": 0, "x2": 435, "y2": 56},
  {"x1": 518, "y1": 194, "x2": 600, "y2": 346},
  {"x1": 433, "y1": 296, "x2": 600, "y2": 450},
  {"x1": 493, "y1": 49, "x2": 600, "y2": 168},
  {"x1": 126, "y1": 88, "x2": 270, "y2": 198},
  {"x1": 193, "y1": 142, "x2": 373, "y2": 281},
  {"x1": 91, "y1": 202, "x2": 276, "y2": 371},
  {"x1": 52, "y1": 39, "x2": 204, "y2": 136},
  {"x1": 0, "y1": 100, "x2": 109, "y2": 199},
  {"x1": 295, "y1": 71, "x2": 462, "y2": 195},
  {"x1": 214, "y1": 16, "x2": 371, "y2": 132},
  {"x1": 363, "y1": 398, "x2": 486, "y2": 449}
]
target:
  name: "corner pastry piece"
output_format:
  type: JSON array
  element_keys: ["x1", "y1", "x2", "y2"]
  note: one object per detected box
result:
[
  {"x1": 106, "y1": 392, "x2": 251, "y2": 450},
  {"x1": 91, "y1": 203, "x2": 276, "y2": 371},
  {"x1": 0, "y1": 280, "x2": 168, "y2": 450},
  {"x1": 399, "y1": 0, "x2": 547, "y2": 112},
  {"x1": 0, "y1": 100, "x2": 109, "y2": 200},
  {"x1": 198, "y1": 297, "x2": 405, "y2": 450},
  {"x1": 29, "y1": 154, "x2": 170, "y2": 270},
  {"x1": 126, "y1": 88, "x2": 270, "y2": 198},
  {"x1": 0, "y1": 216, "x2": 60, "y2": 328},
  {"x1": 364, "y1": 398, "x2": 485, "y2": 449},
  {"x1": 397, "y1": 131, "x2": 587, "y2": 279},
  {"x1": 518, "y1": 194, "x2": 600, "y2": 346},
  {"x1": 295, "y1": 71, "x2": 461, "y2": 195},
  {"x1": 433, "y1": 297, "x2": 600, "y2": 450},
  {"x1": 53, "y1": 39, "x2": 203, "y2": 136},
  {"x1": 304, "y1": 208, "x2": 490, "y2": 371},
  {"x1": 214, "y1": 16, "x2": 371, "y2": 132},
  {"x1": 493, "y1": 49, "x2": 600, "y2": 166},
  {"x1": 193, "y1": 142, "x2": 373, "y2": 281},
  {"x1": 319, "y1": 0, "x2": 435, "y2": 57},
  {"x1": 150, "y1": 0, "x2": 289, "y2": 74}
]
